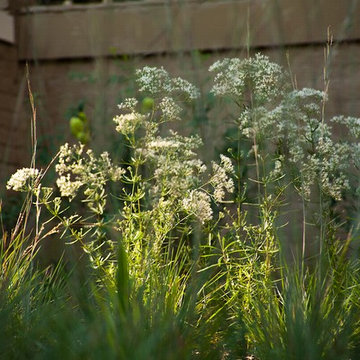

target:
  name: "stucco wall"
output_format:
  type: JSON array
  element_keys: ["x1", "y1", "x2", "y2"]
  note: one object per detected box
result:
[{"x1": 17, "y1": 0, "x2": 360, "y2": 60}]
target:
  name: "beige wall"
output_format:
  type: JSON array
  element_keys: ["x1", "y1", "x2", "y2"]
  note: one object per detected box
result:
[{"x1": 17, "y1": 0, "x2": 360, "y2": 60}]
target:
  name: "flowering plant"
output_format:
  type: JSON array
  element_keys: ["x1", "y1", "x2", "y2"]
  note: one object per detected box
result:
[
  {"x1": 7, "y1": 55, "x2": 360, "y2": 273},
  {"x1": 4, "y1": 54, "x2": 360, "y2": 359}
]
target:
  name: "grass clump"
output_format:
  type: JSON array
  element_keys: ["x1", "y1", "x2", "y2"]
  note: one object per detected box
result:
[{"x1": 2, "y1": 54, "x2": 360, "y2": 359}]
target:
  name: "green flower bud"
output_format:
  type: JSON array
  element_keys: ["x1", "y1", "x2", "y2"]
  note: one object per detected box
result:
[
  {"x1": 70, "y1": 117, "x2": 84, "y2": 136},
  {"x1": 76, "y1": 131, "x2": 90, "y2": 144},
  {"x1": 141, "y1": 97, "x2": 155, "y2": 112},
  {"x1": 77, "y1": 111, "x2": 87, "y2": 122}
]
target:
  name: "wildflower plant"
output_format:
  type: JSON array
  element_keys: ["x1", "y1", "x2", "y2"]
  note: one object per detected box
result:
[
  {"x1": 6, "y1": 66, "x2": 235, "y2": 293},
  {"x1": 4, "y1": 53, "x2": 360, "y2": 359},
  {"x1": 210, "y1": 54, "x2": 360, "y2": 205}
]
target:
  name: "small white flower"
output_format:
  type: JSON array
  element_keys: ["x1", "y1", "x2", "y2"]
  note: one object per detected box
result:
[
  {"x1": 56, "y1": 174, "x2": 83, "y2": 200},
  {"x1": 219, "y1": 155, "x2": 234, "y2": 173},
  {"x1": 159, "y1": 97, "x2": 182, "y2": 120},
  {"x1": 110, "y1": 167, "x2": 126, "y2": 182},
  {"x1": 182, "y1": 190, "x2": 213, "y2": 223},
  {"x1": 113, "y1": 112, "x2": 145, "y2": 135},
  {"x1": 210, "y1": 156, "x2": 234, "y2": 202},
  {"x1": 171, "y1": 77, "x2": 200, "y2": 100},
  {"x1": 209, "y1": 54, "x2": 283, "y2": 103},
  {"x1": 117, "y1": 98, "x2": 138, "y2": 112},
  {"x1": 331, "y1": 115, "x2": 360, "y2": 138},
  {"x1": 148, "y1": 138, "x2": 181, "y2": 150},
  {"x1": 55, "y1": 142, "x2": 125, "y2": 205},
  {"x1": 136, "y1": 66, "x2": 199, "y2": 99},
  {"x1": 136, "y1": 66, "x2": 171, "y2": 95},
  {"x1": 7, "y1": 168, "x2": 40, "y2": 192}
]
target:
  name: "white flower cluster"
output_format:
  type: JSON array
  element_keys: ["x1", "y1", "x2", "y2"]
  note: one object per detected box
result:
[
  {"x1": 290, "y1": 87, "x2": 326, "y2": 100},
  {"x1": 331, "y1": 116, "x2": 360, "y2": 138},
  {"x1": 113, "y1": 112, "x2": 145, "y2": 135},
  {"x1": 136, "y1": 66, "x2": 199, "y2": 100},
  {"x1": 277, "y1": 89, "x2": 356, "y2": 200},
  {"x1": 238, "y1": 106, "x2": 279, "y2": 139},
  {"x1": 159, "y1": 96, "x2": 181, "y2": 121},
  {"x1": 136, "y1": 66, "x2": 171, "y2": 94},
  {"x1": 269, "y1": 156, "x2": 284, "y2": 180},
  {"x1": 210, "y1": 155, "x2": 235, "y2": 202},
  {"x1": 209, "y1": 53, "x2": 360, "y2": 201},
  {"x1": 284, "y1": 88, "x2": 326, "y2": 125},
  {"x1": 141, "y1": 132, "x2": 206, "y2": 200},
  {"x1": 235, "y1": 88, "x2": 325, "y2": 141},
  {"x1": 171, "y1": 77, "x2": 200, "y2": 100},
  {"x1": 209, "y1": 53, "x2": 284, "y2": 104},
  {"x1": 55, "y1": 143, "x2": 124, "y2": 205},
  {"x1": 273, "y1": 90, "x2": 352, "y2": 200},
  {"x1": 182, "y1": 190, "x2": 213, "y2": 223},
  {"x1": 135, "y1": 117, "x2": 234, "y2": 223},
  {"x1": 300, "y1": 131, "x2": 351, "y2": 200},
  {"x1": 142, "y1": 131, "x2": 203, "y2": 158},
  {"x1": 209, "y1": 58, "x2": 245, "y2": 98},
  {"x1": 117, "y1": 98, "x2": 138, "y2": 112},
  {"x1": 56, "y1": 174, "x2": 83, "y2": 199},
  {"x1": 271, "y1": 90, "x2": 354, "y2": 200},
  {"x1": 7, "y1": 168, "x2": 40, "y2": 192},
  {"x1": 147, "y1": 138, "x2": 183, "y2": 150}
]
